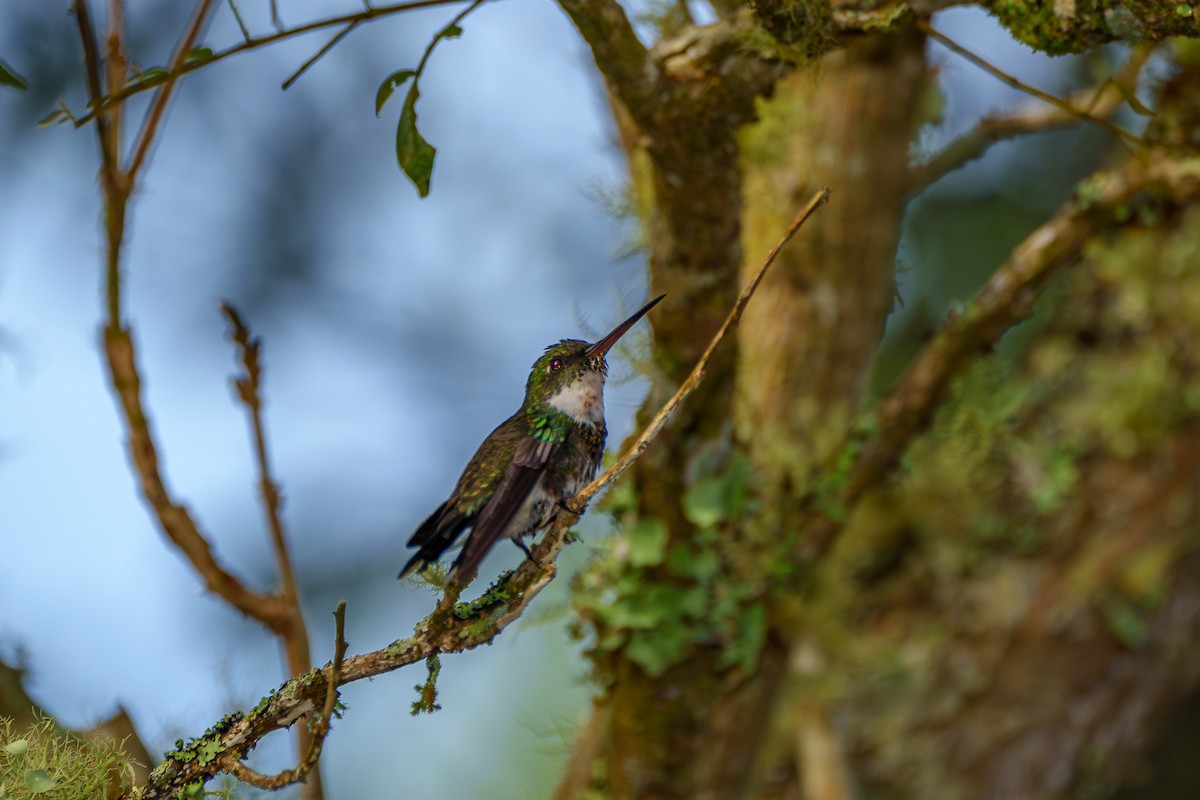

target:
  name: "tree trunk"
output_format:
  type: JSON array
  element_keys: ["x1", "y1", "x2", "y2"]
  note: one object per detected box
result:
[{"x1": 559, "y1": 8, "x2": 1200, "y2": 800}]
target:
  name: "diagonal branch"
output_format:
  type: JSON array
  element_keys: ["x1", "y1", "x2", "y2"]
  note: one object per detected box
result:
[
  {"x1": 127, "y1": 190, "x2": 831, "y2": 800},
  {"x1": 281, "y1": 20, "x2": 360, "y2": 90},
  {"x1": 568, "y1": 187, "x2": 832, "y2": 512},
  {"x1": 221, "y1": 303, "x2": 319, "y2": 791}
]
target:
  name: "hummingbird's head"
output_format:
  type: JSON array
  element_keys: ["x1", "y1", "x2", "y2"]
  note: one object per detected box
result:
[{"x1": 522, "y1": 295, "x2": 665, "y2": 426}]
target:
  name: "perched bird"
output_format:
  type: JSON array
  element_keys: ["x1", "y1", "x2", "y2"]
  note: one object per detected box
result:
[{"x1": 398, "y1": 294, "x2": 665, "y2": 584}]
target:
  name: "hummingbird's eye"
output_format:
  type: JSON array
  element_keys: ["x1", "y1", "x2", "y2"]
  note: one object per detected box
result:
[{"x1": 549, "y1": 357, "x2": 563, "y2": 373}]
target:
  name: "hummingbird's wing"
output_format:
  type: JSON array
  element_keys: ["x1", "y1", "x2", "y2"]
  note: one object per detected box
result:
[
  {"x1": 451, "y1": 435, "x2": 556, "y2": 581},
  {"x1": 398, "y1": 414, "x2": 525, "y2": 580},
  {"x1": 397, "y1": 500, "x2": 472, "y2": 579}
]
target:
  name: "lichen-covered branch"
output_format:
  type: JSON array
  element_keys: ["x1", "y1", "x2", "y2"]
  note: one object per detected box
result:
[
  {"x1": 840, "y1": 153, "x2": 1200, "y2": 519},
  {"x1": 133, "y1": 543, "x2": 563, "y2": 798},
  {"x1": 215, "y1": 602, "x2": 348, "y2": 792}
]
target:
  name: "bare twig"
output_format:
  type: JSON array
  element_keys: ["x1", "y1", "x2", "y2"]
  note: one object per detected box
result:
[
  {"x1": 72, "y1": 0, "x2": 472, "y2": 127},
  {"x1": 76, "y1": 0, "x2": 285, "y2": 630},
  {"x1": 282, "y1": 20, "x2": 360, "y2": 90},
  {"x1": 221, "y1": 304, "x2": 307, "y2": 639},
  {"x1": 221, "y1": 302, "x2": 317, "y2": 790},
  {"x1": 568, "y1": 187, "x2": 832, "y2": 512},
  {"x1": 227, "y1": 0, "x2": 251, "y2": 41},
  {"x1": 911, "y1": 43, "x2": 1155, "y2": 192},
  {"x1": 920, "y1": 20, "x2": 1143, "y2": 150}
]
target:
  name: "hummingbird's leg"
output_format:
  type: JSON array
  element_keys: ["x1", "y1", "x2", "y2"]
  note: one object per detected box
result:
[{"x1": 513, "y1": 538, "x2": 542, "y2": 567}]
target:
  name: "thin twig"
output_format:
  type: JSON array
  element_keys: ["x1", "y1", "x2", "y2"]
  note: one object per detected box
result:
[
  {"x1": 413, "y1": 0, "x2": 485, "y2": 77},
  {"x1": 72, "y1": 0, "x2": 472, "y2": 127},
  {"x1": 221, "y1": 304, "x2": 306, "y2": 637},
  {"x1": 127, "y1": 0, "x2": 216, "y2": 182},
  {"x1": 911, "y1": 43, "x2": 1155, "y2": 192},
  {"x1": 282, "y1": 20, "x2": 360, "y2": 90},
  {"x1": 105, "y1": 0, "x2": 126, "y2": 154},
  {"x1": 569, "y1": 187, "x2": 832, "y2": 512},
  {"x1": 919, "y1": 20, "x2": 1143, "y2": 150},
  {"x1": 222, "y1": 302, "x2": 319, "y2": 794},
  {"x1": 82, "y1": 0, "x2": 292, "y2": 637},
  {"x1": 227, "y1": 0, "x2": 251, "y2": 41}
]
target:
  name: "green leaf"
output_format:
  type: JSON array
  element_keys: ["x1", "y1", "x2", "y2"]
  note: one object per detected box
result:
[
  {"x1": 185, "y1": 46, "x2": 214, "y2": 65},
  {"x1": 626, "y1": 518, "x2": 668, "y2": 567},
  {"x1": 682, "y1": 474, "x2": 728, "y2": 528},
  {"x1": 375, "y1": 68, "x2": 416, "y2": 117},
  {"x1": 130, "y1": 67, "x2": 168, "y2": 87},
  {"x1": 0, "y1": 58, "x2": 29, "y2": 91},
  {"x1": 195, "y1": 738, "x2": 222, "y2": 766},
  {"x1": 438, "y1": 23, "x2": 464, "y2": 39},
  {"x1": 396, "y1": 84, "x2": 436, "y2": 197},
  {"x1": 36, "y1": 108, "x2": 67, "y2": 127},
  {"x1": 1103, "y1": 595, "x2": 1148, "y2": 649},
  {"x1": 23, "y1": 769, "x2": 54, "y2": 794},
  {"x1": 4, "y1": 739, "x2": 29, "y2": 756},
  {"x1": 624, "y1": 626, "x2": 690, "y2": 677},
  {"x1": 718, "y1": 601, "x2": 766, "y2": 670}
]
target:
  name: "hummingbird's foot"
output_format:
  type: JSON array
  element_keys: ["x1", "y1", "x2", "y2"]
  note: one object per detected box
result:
[
  {"x1": 513, "y1": 538, "x2": 542, "y2": 567},
  {"x1": 555, "y1": 498, "x2": 584, "y2": 519}
]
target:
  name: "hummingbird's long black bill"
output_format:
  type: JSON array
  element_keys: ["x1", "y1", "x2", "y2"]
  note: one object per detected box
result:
[{"x1": 584, "y1": 294, "x2": 666, "y2": 359}]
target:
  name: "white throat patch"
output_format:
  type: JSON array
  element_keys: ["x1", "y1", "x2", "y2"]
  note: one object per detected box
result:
[{"x1": 548, "y1": 370, "x2": 605, "y2": 426}]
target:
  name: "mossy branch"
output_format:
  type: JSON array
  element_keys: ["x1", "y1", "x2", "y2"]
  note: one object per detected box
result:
[
  {"x1": 831, "y1": 154, "x2": 1200, "y2": 541},
  {"x1": 217, "y1": 602, "x2": 348, "y2": 791}
]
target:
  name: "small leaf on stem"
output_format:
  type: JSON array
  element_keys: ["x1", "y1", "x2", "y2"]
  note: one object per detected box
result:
[
  {"x1": 375, "y1": 68, "x2": 415, "y2": 117},
  {"x1": 0, "y1": 58, "x2": 29, "y2": 91},
  {"x1": 396, "y1": 84, "x2": 436, "y2": 197}
]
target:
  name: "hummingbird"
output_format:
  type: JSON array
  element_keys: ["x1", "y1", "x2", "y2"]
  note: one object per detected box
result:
[{"x1": 398, "y1": 294, "x2": 665, "y2": 585}]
